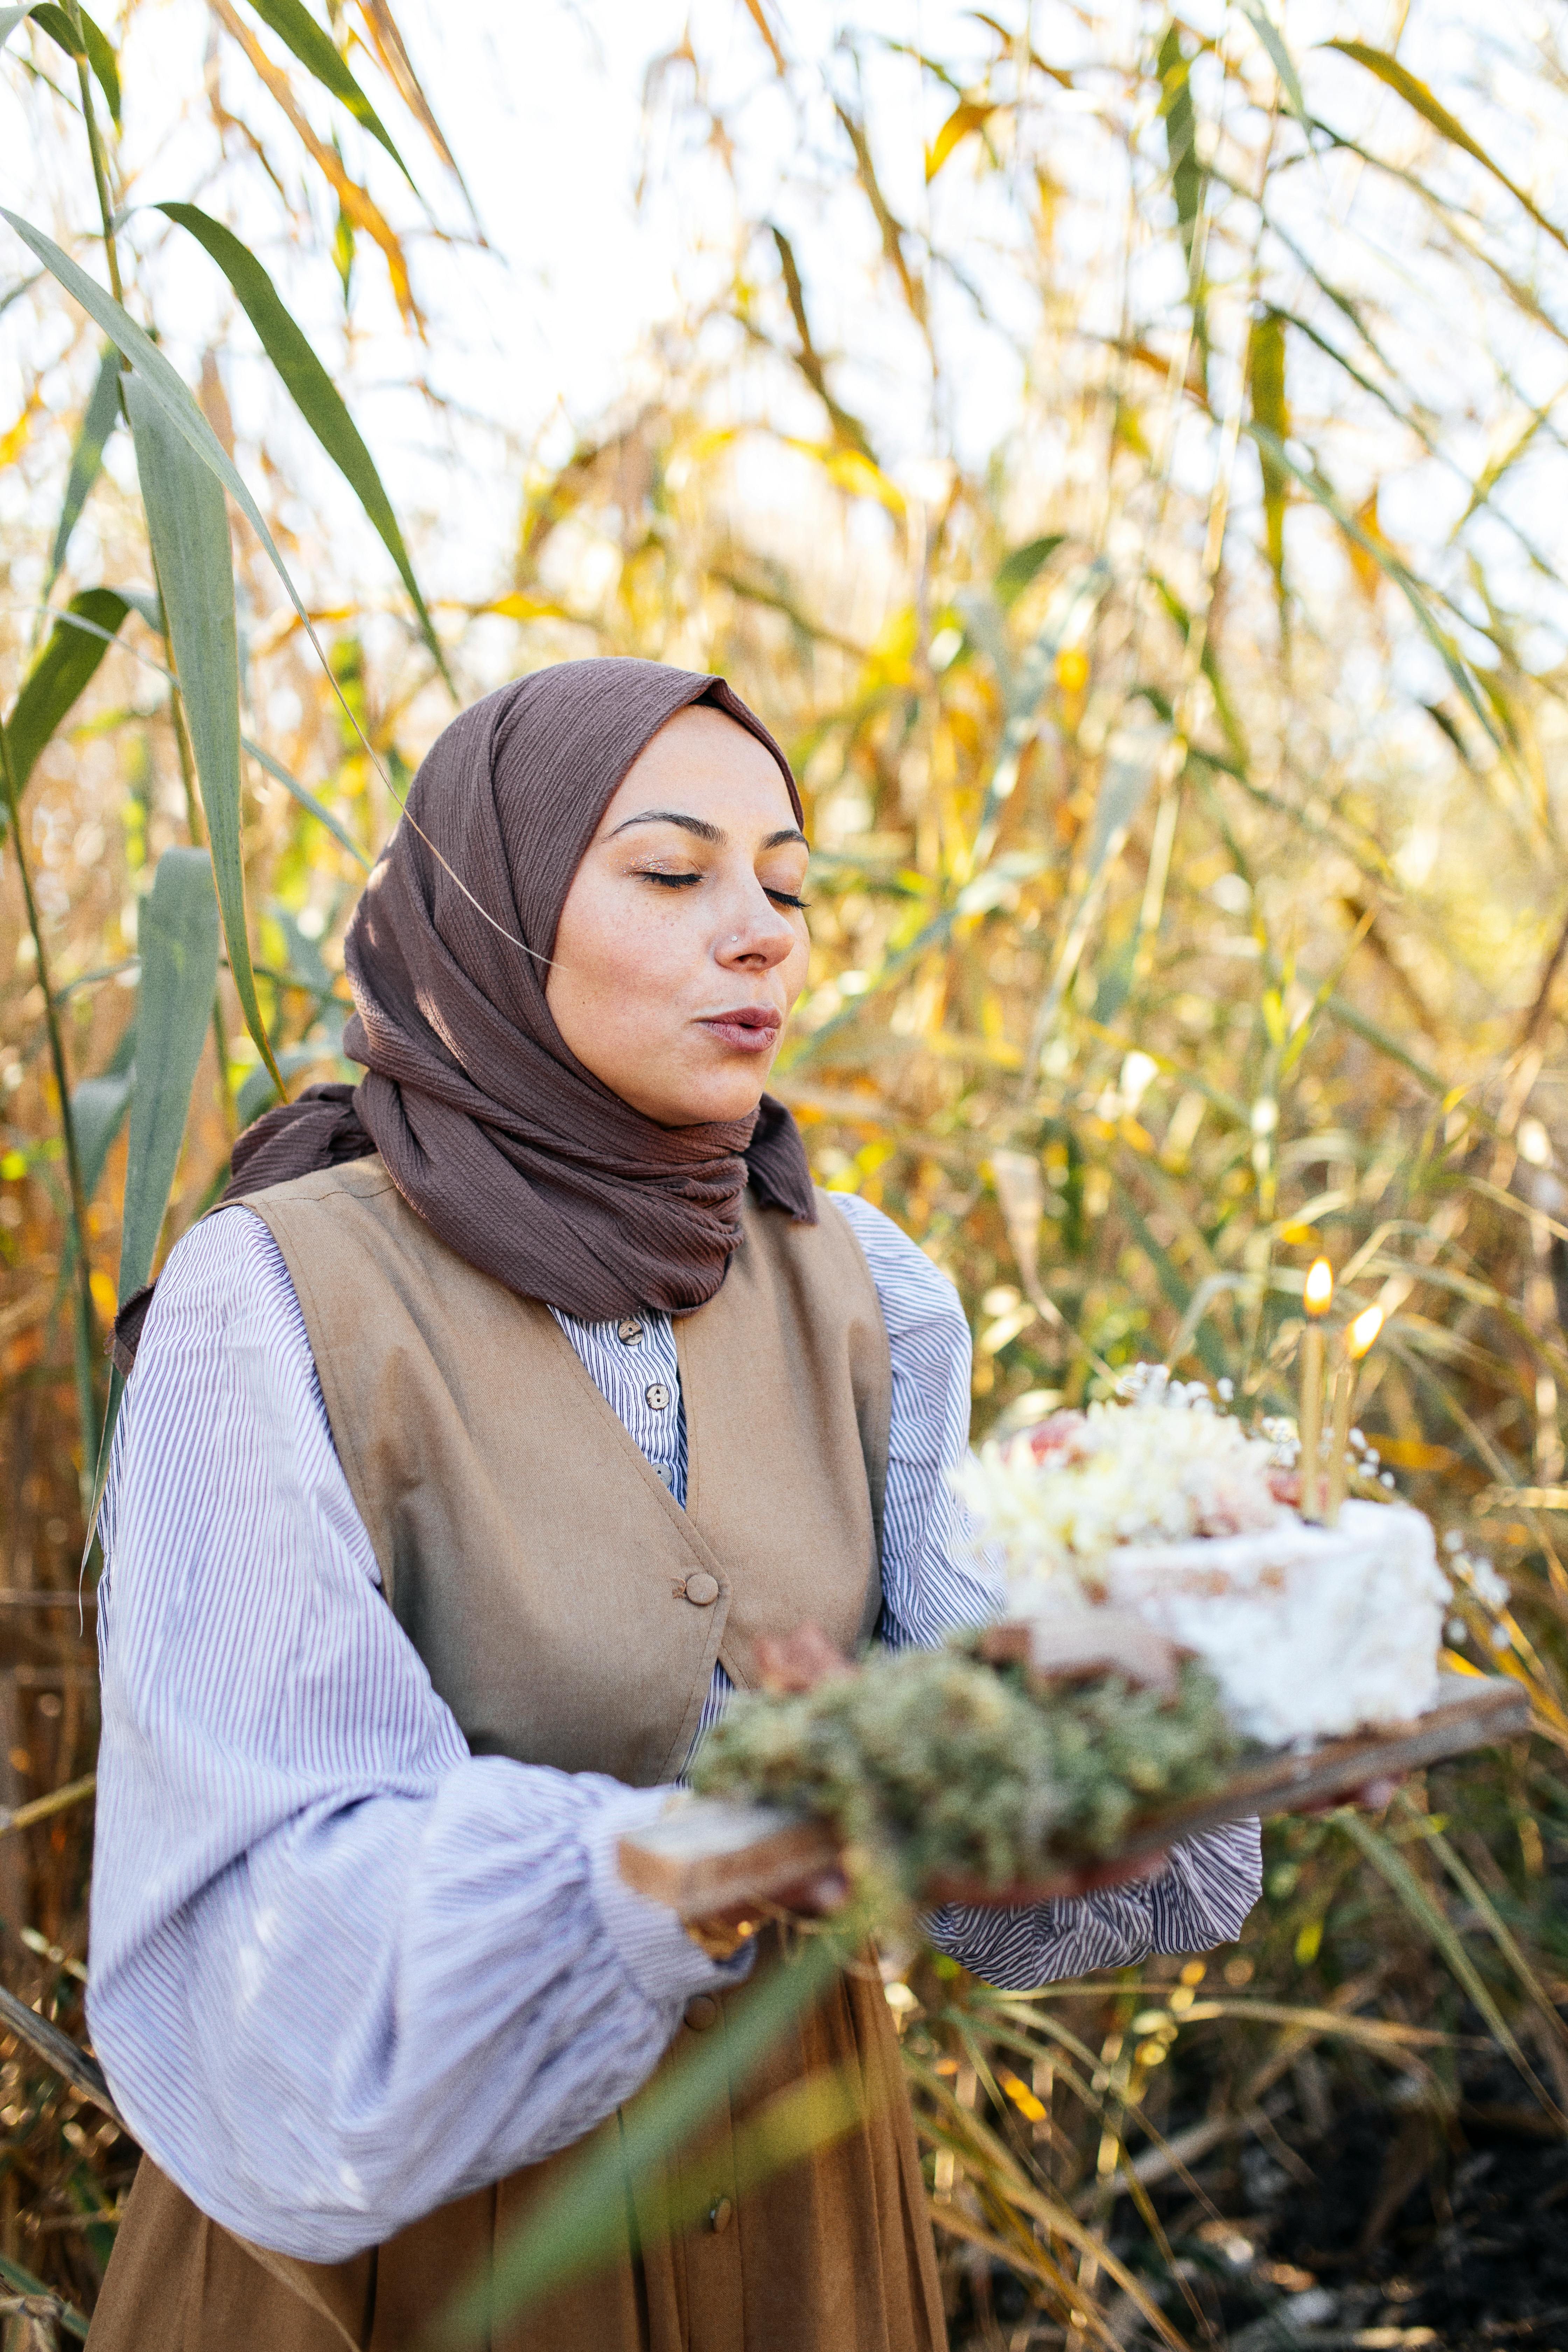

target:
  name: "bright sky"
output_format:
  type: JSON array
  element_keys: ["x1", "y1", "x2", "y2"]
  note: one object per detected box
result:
[
  {"x1": 1, "y1": 0, "x2": 979, "y2": 603},
  {"x1": 4, "y1": 3, "x2": 1565, "y2": 646}
]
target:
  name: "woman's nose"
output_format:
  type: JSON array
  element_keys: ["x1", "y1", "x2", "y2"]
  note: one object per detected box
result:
[{"x1": 715, "y1": 882, "x2": 799, "y2": 968}]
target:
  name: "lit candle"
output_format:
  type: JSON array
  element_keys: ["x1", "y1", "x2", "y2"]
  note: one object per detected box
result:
[
  {"x1": 1326, "y1": 1304, "x2": 1385, "y2": 1524},
  {"x1": 1298, "y1": 1258, "x2": 1333, "y2": 1522}
]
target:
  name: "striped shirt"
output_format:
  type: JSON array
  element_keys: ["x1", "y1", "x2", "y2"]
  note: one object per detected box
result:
[{"x1": 88, "y1": 1191, "x2": 1259, "y2": 2263}]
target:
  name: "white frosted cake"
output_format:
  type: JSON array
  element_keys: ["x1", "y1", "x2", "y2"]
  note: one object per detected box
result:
[{"x1": 957, "y1": 1370, "x2": 1449, "y2": 1749}]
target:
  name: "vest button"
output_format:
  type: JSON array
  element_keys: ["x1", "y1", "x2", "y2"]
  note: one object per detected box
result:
[
  {"x1": 683, "y1": 1571, "x2": 720, "y2": 1607},
  {"x1": 617, "y1": 1317, "x2": 643, "y2": 1346},
  {"x1": 645, "y1": 1381, "x2": 671, "y2": 1411},
  {"x1": 684, "y1": 1994, "x2": 720, "y2": 2031},
  {"x1": 709, "y1": 2195, "x2": 734, "y2": 2233}
]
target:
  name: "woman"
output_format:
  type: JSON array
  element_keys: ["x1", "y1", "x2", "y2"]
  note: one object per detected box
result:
[{"x1": 85, "y1": 659, "x2": 1260, "y2": 2350}]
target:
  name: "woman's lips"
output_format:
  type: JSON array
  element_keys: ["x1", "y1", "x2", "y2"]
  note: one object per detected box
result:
[{"x1": 698, "y1": 1006, "x2": 782, "y2": 1053}]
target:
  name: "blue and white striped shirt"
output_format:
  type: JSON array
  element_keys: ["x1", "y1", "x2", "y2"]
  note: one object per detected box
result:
[{"x1": 88, "y1": 1190, "x2": 1259, "y2": 2263}]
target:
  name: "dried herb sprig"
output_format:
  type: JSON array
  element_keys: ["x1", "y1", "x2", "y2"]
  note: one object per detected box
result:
[{"x1": 690, "y1": 1644, "x2": 1237, "y2": 1913}]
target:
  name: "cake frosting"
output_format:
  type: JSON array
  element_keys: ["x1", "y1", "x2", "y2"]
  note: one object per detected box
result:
[{"x1": 957, "y1": 1370, "x2": 1449, "y2": 1748}]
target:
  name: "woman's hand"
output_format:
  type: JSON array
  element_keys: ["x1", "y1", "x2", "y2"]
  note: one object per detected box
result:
[
  {"x1": 684, "y1": 1864, "x2": 850, "y2": 1960},
  {"x1": 1298, "y1": 1773, "x2": 1401, "y2": 1816}
]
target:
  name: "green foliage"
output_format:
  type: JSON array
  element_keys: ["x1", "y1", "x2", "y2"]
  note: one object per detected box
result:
[
  {"x1": 116, "y1": 849, "x2": 219, "y2": 1303},
  {"x1": 243, "y1": 735, "x2": 371, "y2": 871},
  {"x1": 2, "y1": 210, "x2": 373, "y2": 728},
  {"x1": 0, "y1": 5, "x2": 47, "y2": 50},
  {"x1": 44, "y1": 341, "x2": 119, "y2": 596},
  {"x1": 1240, "y1": 4, "x2": 1309, "y2": 139},
  {"x1": 158, "y1": 202, "x2": 451, "y2": 690},
  {"x1": 4, "y1": 1, "x2": 1568, "y2": 2334},
  {"x1": 1156, "y1": 20, "x2": 1204, "y2": 288},
  {"x1": 29, "y1": 3, "x2": 119, "y2": 125},
  {"x1": 439, "y1": 1932, "x2": 847, "y2": 2345},
  {"x1": 0, "y1": 586, "x2": 132, "y2": 804},
  {"x1": 1246, "y1": 309, "x2": 1289, "y2": 615},
  {"x1": 993, "y1": 534, "x2": 1066, "y2": 615},
  {"x1": 243, "y1": 0, "x2": 414, "y2": 187},
  {"x1": 1326, "y1": 40, "x2": 1568, "y2": 256},
  {"x1": 691, "y1": 1651, "x2": 1235, "y2": 1908},
  {"x1": 124, "y1": 375, "x2": 280, "y2": 1093}
]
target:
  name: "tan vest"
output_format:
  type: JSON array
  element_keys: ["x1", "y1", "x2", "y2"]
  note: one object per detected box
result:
[
  {"x1": 88, "y1": 1161, "x2": 947, "y2": 2352},
  {"x1": 235, "y1": 1156, "x2": 889, "y2": 1785}
]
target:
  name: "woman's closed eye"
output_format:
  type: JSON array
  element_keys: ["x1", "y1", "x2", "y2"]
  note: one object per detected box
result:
[{"x1": 637, "y1": 867, "x2": 810, "y2": 911}]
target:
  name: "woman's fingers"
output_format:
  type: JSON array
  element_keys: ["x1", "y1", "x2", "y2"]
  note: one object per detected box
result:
[
  {"x1": 1297, "y1": 1773, "x2": 1403, "y2": 1817},
  {"x1": 774, "y1": 1866, "x2": 850, "y2": 1916},
  {"x1": 684, "y1": 1864, "x2": 850, "y2": 1960}
]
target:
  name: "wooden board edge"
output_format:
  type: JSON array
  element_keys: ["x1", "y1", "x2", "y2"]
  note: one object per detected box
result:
[
  {"x1": 928, "y1": 1684, "x2": 1534, "y2": 1904},
  {"x1": 618, "y1": 1805, "x2": 839, "y2": 1914},
  {"x1": 617, "y1": 1678, "x2": 1533, "y2": 1915}
]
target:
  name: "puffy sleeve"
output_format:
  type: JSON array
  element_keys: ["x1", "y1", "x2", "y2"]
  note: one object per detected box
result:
[
  {"x1": 827, "y1": 1192, "x2": 1261, "y2": 1986},
  {"x1": 88, "y1": 1209, "x2": 744, "y2": 2263}
]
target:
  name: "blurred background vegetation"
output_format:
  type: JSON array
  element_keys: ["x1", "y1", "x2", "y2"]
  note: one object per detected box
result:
[{"x1": 1, "y1": 0, "x2": 1566, "y2": 2342}]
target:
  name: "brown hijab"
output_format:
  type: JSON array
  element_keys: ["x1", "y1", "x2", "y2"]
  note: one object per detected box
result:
[{"x1": 113, "y1": 660, "x2": 816, "y2": 1370}]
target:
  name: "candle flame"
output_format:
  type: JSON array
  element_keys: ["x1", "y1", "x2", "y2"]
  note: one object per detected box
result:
[
  {"x1": 1348, "y1": 1304, "x2": 1385, "y2": 1359},
  {"x1": 1304, "y1": 1258, "x2": 1334, "y2": 1316}
]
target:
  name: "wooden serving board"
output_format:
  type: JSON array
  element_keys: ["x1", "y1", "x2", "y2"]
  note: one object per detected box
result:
[{"x1": 617, "y1": 1674, "x2": 1531, "y2": 1919}]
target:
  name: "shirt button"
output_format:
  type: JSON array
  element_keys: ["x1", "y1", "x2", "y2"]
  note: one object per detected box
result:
[
  {"x1": 655, "y1": 1462, "x2": 674, "y2": 1489},
  {"x1": 684, "y1": 1994, "x2": 720, "y2": 2032},
  {"x1": 617, "y1": 1317, "x2": 643, "y2": 1346},
  {"x1": 709, "y1": 2195, "x2": 734, "y2": 2233},
  {"x1": 683, "y1": 1571, "x2": 720, "y2": 1607},
  {"x1": 645, "y1": 1381, "x2": 670, "y2": 1411}
]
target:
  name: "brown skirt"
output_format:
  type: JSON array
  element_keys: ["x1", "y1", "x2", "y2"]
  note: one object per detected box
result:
[{"x1": 87, "y1": 1940, "x2": 947, "y2": 2352}]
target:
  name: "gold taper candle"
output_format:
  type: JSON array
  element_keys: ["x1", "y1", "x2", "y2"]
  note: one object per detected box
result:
[
  {"x1": 1299, "y1": 1258, "x2": 1334, "y2": 1521},
  {"x1": 1326, "y1": 1304, "x2": 1385, "y2": 1524}
]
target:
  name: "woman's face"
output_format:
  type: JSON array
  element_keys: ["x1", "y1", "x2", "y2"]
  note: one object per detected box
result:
[{"x1": 545, "y1": 705, "x2": 811, "y2": 1126}]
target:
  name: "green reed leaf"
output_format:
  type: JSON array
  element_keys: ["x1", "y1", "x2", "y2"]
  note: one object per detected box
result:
[
  {"x1": 1335, "y1": 1809, "x2": 1564, "y2": 2126},
  {"x1": 1246, "y1": 424, "x2": 1501, "y2": 752},
  {"x1": 234, "y1": 1042, "x2": 332, "y2": 1131},
  {"x1": 1324, "y1": 993, "x2": 1444, "y2": 1092},
  {"x1": 0, "y1": 2, "x2": 45, "y2": 51},
  {"x1": 73, "y1": 1, "x2": 118, "y2": 122},
  {"x1": 117, "y1": 847, "x2": 219, "y2": 1302},
  {"x1": 44, "y1": 341, "x2": 120, "y2": 596},
  {"x1": 1112, "y1": 1171, "x2": 1227, "y2": 1379},
  {"x1": 1247, "y1": 310, "x2": 1289, "y2": 618},
  {"x1": 0, "y1": 2250, "x2": 87, "y2": 2342},
  {"x1": 994, "y1": 532, "x2": 1065, "y2": 612},
  {"x1": 57, "y1": 1035, "x2": 137, "y2": 1298},
  {"x1": 439, "y1": 1931, "x2": 844, "y2": 2341},
  {"x1": 1410, "y1": 1806, "x2": 1568, "y2": 2053},
  {"x1": 0, "y1": 211, "x2": 373, "y2": 766},
  {"x1": 1325, "y1": 40, "x2": 1568, "y2": 259},
  {"x1": 243, "y1": 735, "x2": 372, "y2": 869},
  {"x1": 159, "y1": 202, "x2": 451, "y2": 691},
  {"x1": 29, "y1": 2, "x2": 118, "y2": 124},
  {"x1": 1157, "y1": 19, "x2": 1204, "y2": 291},
  {"x1": 241, "y1": 0, "x2": 414, "y2": 187},
  {"x1": 1241, "y1": 4, "x2": 1309, "y2": 139},
  {"x1": 1, "y1": 585, "x2": 131, "y2": 808},
  {"x1": 123, "y1": 374, "x2": 281, "y2": 1093},
  {"x1": 72, "y1": 1068, "x2": 133, "y2": 1201}
]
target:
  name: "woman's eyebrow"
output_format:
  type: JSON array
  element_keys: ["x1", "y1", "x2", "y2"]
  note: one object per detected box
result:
[
  {"x1": 605, "y1": 813, "x2": 808, "y2": 851},
  {"x1": 607, "y1": 810, "x2": 723, "y2": 842}
]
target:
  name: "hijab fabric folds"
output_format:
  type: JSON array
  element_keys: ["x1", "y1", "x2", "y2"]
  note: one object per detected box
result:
[{"x1": 202, "y1": 661, "x2": 817, "y2": 1338}]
